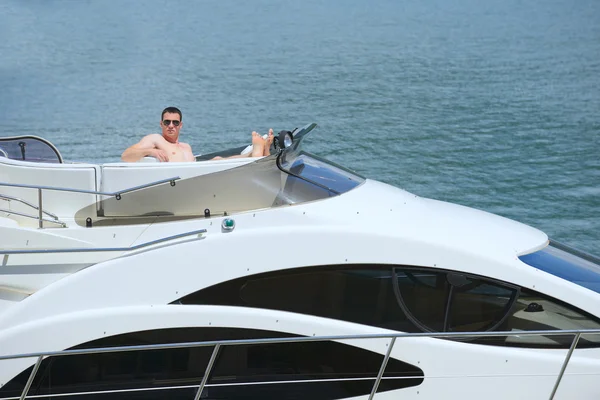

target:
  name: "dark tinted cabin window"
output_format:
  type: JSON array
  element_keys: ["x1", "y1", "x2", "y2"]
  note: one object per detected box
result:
[
  {"x1": 393, "y1": 271, "x2": 447, "y2": 331},
  {"x1": 494, "y1": 290, "x2": 600, "y2": 347},
  {"x1": 183, "y1": 268, "x2": 410, "y2": 331},
  {"x1": 449, "y1": 281, "x2": 516, "y2": 332},
  {"x1": 0, "y1": 327, "x2": 423, "y2": 400},
  {"x1": 176, "y1": 265, "x2": 600, "y2": 348},
  {"x1": 394, "y1": 270, "x2": 517, "y2": 333}
]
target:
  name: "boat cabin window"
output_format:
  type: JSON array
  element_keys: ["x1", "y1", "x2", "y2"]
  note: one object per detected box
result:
[
  {"x1": 0, "y1": 327, "x2": 423, "y2": 400},
  {"x1": 519, "y1": 241, "x2": 600, "y2": 295},
  {"x1": 394, "y1": 270, "x2": 518, "y2": 333},
  {"x1": 176, "y1": 265, "x2": 600, "y2": 348}
]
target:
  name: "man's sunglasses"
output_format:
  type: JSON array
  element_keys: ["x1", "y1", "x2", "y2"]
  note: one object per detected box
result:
[{"x1": 163, "y1": 120, "x2": 181, "y2": 127}]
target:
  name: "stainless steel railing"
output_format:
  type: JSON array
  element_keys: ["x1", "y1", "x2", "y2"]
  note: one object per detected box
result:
[
  {"x1": 0, "y1": 194, "x2": 59, "y2": 220},
  {"x1": 0, "y1": 208, "x2": 66, "y2": 227},
  {"x1": 0, "y1": 177, "x2": 180, "y2": 228},
  {"x1": 0, "y1": 228, "x2": 206, "y2": 255},
  {"x1": 1, "y1": 328, "x2": 599, "y2": 400}
]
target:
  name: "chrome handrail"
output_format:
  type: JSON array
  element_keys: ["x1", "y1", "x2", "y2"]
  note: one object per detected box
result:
[
  {"x1": 0, "y1": 176, "x2": 180, "y2": 228},
  {"x1": 3, "y1": 328, "x2": 599, "y2": 360},
  {"x1": 0, "y1": 194, "x2": 58, "y2": 220},
  {"x1": 0, "y1": 228, "x2": 206, "y2": 255},
  {"x1": 0, "y1": 208, "x2": 66, "y2": 227},
  {"x1": 1, "y1": 329, "x2": 598, "y2": 400},
  {"x1": 0, "y1": 177, "x2": 180, "y2": 198}
]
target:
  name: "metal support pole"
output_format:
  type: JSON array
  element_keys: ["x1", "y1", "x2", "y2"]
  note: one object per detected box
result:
[
  {"x1": 20, "y1": 355, "x2": 44, "y2": 400},
  {"x1": 193, "y1": 344, "x2": 221, "y2": 400},
  {"x1": 549, "y1": 332, "x2": 581, "y2": 400},
  {"x1": 368, "y1": 337, "x2": 396, "y2": 400},
  {"x1": 37, "y1": 188, "x2": 43, "y2": 229}
]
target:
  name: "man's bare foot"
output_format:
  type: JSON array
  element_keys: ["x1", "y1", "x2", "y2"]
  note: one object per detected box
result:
[
  {"x1": 264, "y1": 129, "x2": 274, "y2": 156},
  {"x1": 251, "y1": 131, "x2": 265, "y2": 157}
]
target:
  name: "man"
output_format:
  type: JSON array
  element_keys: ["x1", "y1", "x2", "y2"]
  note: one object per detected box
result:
[
  {"x1": 122, "y1": 106, "x2": 272, "y2": 162},
  {"x1": 121, "y1": 107, "x2": 194, "y2": 162}
]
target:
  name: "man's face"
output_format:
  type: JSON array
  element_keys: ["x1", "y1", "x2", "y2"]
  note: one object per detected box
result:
[{"x1": 160, "y1": 112, "x2": 182, "y2": 143}]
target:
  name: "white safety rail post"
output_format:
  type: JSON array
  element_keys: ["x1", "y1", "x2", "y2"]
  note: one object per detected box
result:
[
  {"x1": 368, "y1": 337, "x2": 396, "y2": 400},
  {"x1": 193, "y1": 344, "x2": 221, "y2": 400},
  {"x1": 19, "y1": 356, "x2": 44, "y2": 400},
  {"x1": 548, "y1": 332, "x2": 581, "y2": 400},
  {"x1": 37, "y1": 188, "x2": 42, "y2": 228}
]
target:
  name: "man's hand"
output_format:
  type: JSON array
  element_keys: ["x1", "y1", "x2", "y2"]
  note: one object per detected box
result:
[{"x1": 150, "y1": 148, "x2": 169, "y2": 162}]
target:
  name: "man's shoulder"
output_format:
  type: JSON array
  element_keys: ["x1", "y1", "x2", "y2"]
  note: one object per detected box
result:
[{"x1": 139, "y1": 133, "x2": 166, "y2": 144}]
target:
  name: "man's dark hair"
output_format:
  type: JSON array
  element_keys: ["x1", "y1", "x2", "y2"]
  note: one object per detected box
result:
[{"x1": 161, "y1": 107, "x2": 182, "y2": 121}]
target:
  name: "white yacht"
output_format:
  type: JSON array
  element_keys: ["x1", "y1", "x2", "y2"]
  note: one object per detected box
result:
[{"x1": 0, "y1": 123, "x2": 599, "y2": 399}]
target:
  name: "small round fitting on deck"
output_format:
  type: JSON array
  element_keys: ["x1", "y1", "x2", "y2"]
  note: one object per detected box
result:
[{"x1": 221, "y1": 218, "x2": 235, "y2": 232}]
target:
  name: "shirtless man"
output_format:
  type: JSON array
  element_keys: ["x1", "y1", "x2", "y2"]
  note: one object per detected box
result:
[
  {"x1": 121, "y1": 107, "x2": 273, "y2": 162},
  {"x1": 121, "y1": 107, "x2": 194, "y2": 162}
]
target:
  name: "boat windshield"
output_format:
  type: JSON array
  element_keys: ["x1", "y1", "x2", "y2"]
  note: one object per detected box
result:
[
  {"x1": 278, "y1": 152, "x2": 364, "y2": 195},
  {"x1": 276, "y1": 123, "x2": 364, "y2": 195},
  {"x1": 91, "y1": 138, "x2": 365, "y2": 219},
  {"x1": 519, "y1": 242, "x2": 600, "y2": 294},
  {"x1": 0, "y1": 136, "x2": 63, "y2": 163}
]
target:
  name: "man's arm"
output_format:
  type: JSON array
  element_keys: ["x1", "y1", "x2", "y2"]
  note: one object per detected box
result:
[{"x1": 121, "y1": 134, "x2": 169, "y2": 162}]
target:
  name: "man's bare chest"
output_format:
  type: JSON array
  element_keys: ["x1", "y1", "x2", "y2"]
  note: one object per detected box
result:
[{"x1": 157, "y1": 141, "x2": 190, "y2": 162}]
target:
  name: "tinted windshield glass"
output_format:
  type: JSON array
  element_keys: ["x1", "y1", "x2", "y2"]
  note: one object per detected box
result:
[
  {"x1": 519, "y1": 242, "x2": 600, "y2": 294},
  {"x1": 279, "y1": 151, "x2": 364, "y2": 194},
  {"x1": 0, "y1": 136, "x2": 63, "y2": 163},
  {"x1": 94, "y1": 152, "x2": 364, "y2": 218}
]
